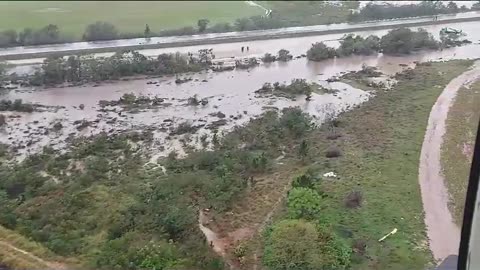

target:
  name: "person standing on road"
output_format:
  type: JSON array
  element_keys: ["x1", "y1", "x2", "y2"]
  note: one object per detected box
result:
[
  {"x1": 241, "y1": 46, "x2": 244, "y2": 53},
  {"x1": 247, "y1": 46, "x2": 249, "y2": 52}
]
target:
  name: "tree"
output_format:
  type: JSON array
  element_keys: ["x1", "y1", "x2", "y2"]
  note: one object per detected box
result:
[
  {"x1": 0, "y1": 190, "x2": 17, "y2": 228},
  {"x1": 287, "y1": 187, "x2": 321, "y2": 219},
  {"x1": 447, "y1": 1, "x2": 458, "y2": 12},
  {"x1": 306, "y1": 42, "x2": 336, "y2": 61},
  {"x1": 234, "y1": 18, "x2": 254, "y2": 31},
  {"x1": 473, "y1": 1, "x2": 480, "y2": 11},
  {"x1": 0, "y1": 30, "x2": 17, "y2": 47},
  {"x1": 279, "y1": 107, "x2": 313, "y2": 138},
  {"x1": 263, "y1": 219, "x2": 351, "y2": 270},
  {"x1": 83, "y1": 21, "x2": 119, "y2": 41},
  {"x1": 380, "y1": 28, "x2": 438, "y2": 55},
  {"x1": 262, "y1": 53, "x2": 276, "y2": 63},
  {"x1": 337, "y1": 34, "x2": 380, "y2": 56},
  {"x1": 277, "y1": 49, "x2": 293, "y2": 61},
  {"x1": 144, "y1": 24, "x2": 151, "y2": 38},
  {"x1": 44, "y1": 24, "x2": 59, "y2": 40},
  {"x1": 197, "y1": 19, "x2": 210, "y2": 33}
]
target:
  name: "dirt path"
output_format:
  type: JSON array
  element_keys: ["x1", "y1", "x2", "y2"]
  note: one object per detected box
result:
[
  {"x1": 0, "y1": 241, "x2": 65, "y2": 270},
  {"x1": 419, "y1": 61, "x2": 480, "y2": 262}
]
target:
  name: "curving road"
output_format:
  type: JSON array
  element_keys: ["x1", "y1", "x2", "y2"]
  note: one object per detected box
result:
[{"x1": 419, "y1": 61, "x2": 480, "y2": 262}]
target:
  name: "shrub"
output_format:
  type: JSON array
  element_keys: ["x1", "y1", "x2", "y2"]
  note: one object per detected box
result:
[
  {"x1": 345, "y1": 191, "x2": 363, "y2": 208},
  {"x1": 83, "y1": 21, "x2": 119, "y2": 41},
  {"x1": 279, "y1": 107, "x2": 313, "y2": 138},
  {"x1": 171, "y1": 122, "x2": 198, "y2": 135},
  {"x1": 287, "y1": 187, "x2": 322, "y2": 219},
  {"x1": 292, "y1": 169, "x2": 317, "y2": 189},
  {"x1": 263, "y1": 219, "x2": 351, "y2": 270},
  {"x1": 0, "y1": 99, "x2": 34, "y2": 112},
  {"x1": 307, "y1": 42, "x2": 336, "y2": 61},
  {"x1": 208, "y1": 22, "x2": 232, "y2": 33},
  {"x1": 337, "y1": 34, "x2": 380, "y2": 56},
  {"x1": 277, "y1": 49, "x2": 293, "y2": 61},
  {"x1": 197, "y1": 19, "x2": 210, "y2": 33},
  {"x1": 262, "y1": 53, "x2": 276, "y2": 63},
  {"x1": 325, "y1": 146, "x2": 342, "y2": 158},
  {"x1": 53, "y1": 122, "x2": 63, "y2": 131}
]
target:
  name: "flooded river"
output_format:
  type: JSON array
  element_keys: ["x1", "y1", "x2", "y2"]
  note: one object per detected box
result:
[{"x1": 1, "y1": 19, "x2": 480, "y2": 160}]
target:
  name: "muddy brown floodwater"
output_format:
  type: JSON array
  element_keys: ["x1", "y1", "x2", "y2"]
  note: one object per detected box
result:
[
  {"x1": 2, "y1": 39, "x2": 480, "y2": 160},
  {"x1": 419, "y1": 61, "x2": 480, "y2": 263}
]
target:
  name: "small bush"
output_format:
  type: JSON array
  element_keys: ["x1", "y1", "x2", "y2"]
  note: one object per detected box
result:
[
  {"x1": 307, "y1": 42, "x2": 336, "y2": 61},
  {"x1": 345, "y1": 191, "x2": 363, "y2": 208},
  {"x1": 287, "y1": 187, "x2": 322, "y2": 219},
  {"x1": 83, "y1": 21, "x2": 118, "y2": 41},
  {"x1": 325, "y1": 146, "x2": 342, "y2": 158},
  {"x1": 277, "y1": 49, "x2": 293, "y2": 62},
  {"x1": 171, "y1": 121, "x2": 199, "y2": 135},
  {"x1": 234, "y1": 243, "x2": 247, "y2": 258},
  {"x1": 262, "y1": 53, "x2": 276, "y2": 63},
  {"x1": 53, "y1": 122, "x2": 63, "y2": 131}
]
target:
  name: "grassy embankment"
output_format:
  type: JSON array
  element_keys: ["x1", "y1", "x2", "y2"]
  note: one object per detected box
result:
[
  {"x1": 231, "y1": 60, "x2": 474, "y2": 270},
  {"x1": 0, "y1": 225, "x2": 72, "y2": 270},
  {"x1": 290, "y1": 60, "x2": 473, "y2": 269},
  {"x1": 442, "y1": 80, "x2": 480, "y2": 224},
  {"x1": 0, "y1": 1, "x2": 262, "y2": 38}
]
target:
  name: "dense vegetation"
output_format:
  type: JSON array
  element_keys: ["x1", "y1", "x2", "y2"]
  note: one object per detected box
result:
[
  {"x1": 0, "y1": 99, "x2": 34, "y2": 113},
  {"x1": 261, "y1": 49, "x2": 293, "y2": 63},
  {"x1": 0, "y1": 106, "x2": 315, "y2": 269},
  {"x1": 0, "y1": 1, "x2": 475, "y2": 47},
  {"x1": 307, "y1": 27, "x2": 467, "y2": 61},
  {"x1": 27, "y1": 50, "x2": 210, "y2": 86},
  {"x1": 256, "y1": 79, "x2": 316, "y2": 100}
]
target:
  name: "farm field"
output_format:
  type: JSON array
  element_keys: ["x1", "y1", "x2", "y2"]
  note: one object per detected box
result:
[{"x1": 0, "y1": 1, "x2": 263, "y2": 38}]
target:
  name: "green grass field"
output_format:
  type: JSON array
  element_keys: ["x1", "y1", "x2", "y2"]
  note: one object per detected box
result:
[
  {"x1": 0, "y1": 1, "x2": 263, "y2": 38},
  {"x1": 302, "y1": 60, "x2": 473, "y2": 269},
  {"x1": 289, "y1": 60, "x2": 471, "y2": 269},
  {"x1": 442, "y1": 80, "x2": 480, "y2": 224}
]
